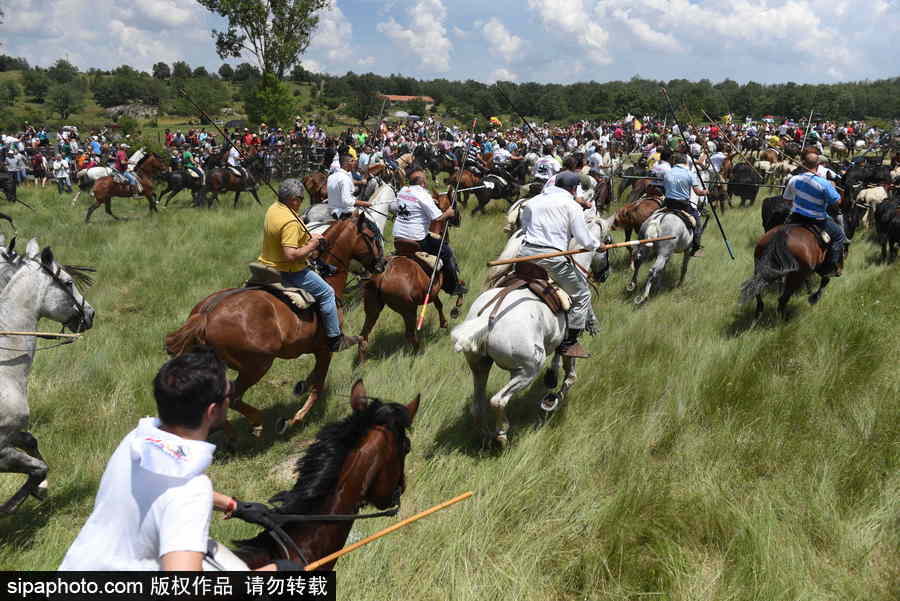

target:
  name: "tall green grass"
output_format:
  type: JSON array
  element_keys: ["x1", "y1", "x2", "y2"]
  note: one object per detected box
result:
[{"x1": 0, "y1": 181, "x2": 896, "y2": 601}]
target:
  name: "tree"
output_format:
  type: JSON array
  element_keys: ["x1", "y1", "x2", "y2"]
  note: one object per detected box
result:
[
  {"x1": 170, "y1": 76, "x2": 228, "y2": 119},
  {"x1": 346, "y1": 88, "x2": 380, "y2": 124},
  {"x1": 172, "y1": 61, "x2": 192, "y2": 80},
  {"x1": 152, "y1": 62, "x2": 171, "y2": 80},
  {"x1": 232, "y1": 62, "x2": 260, "y2": 82},
  {"x1": 218, "y1": 63, "x2": 233, "y2": 79},
  {"x1": 48, "y1": 59, "x2": 79, "y2": 84},
  {"x1": 46, "y1": 84, "x2": 85, "y2": 120},
  {"x1": 290, "y1": 64, "x2": 314, "y2": 83},
  {"x1": 0, "y1": 80, "x2": 19, "y2": 105},
  {"x1": 22, "y1": 69, "x2": 51, "y2": 100},
  {"x1": 193, "y1": 66, "x2": 209, "y2": 78},
  {"x1": 243, "y1": 72, "x2": 295, "y2": 126},
  {"x1": 198, "y1": 0, "x2": 330, "y2": 79}
]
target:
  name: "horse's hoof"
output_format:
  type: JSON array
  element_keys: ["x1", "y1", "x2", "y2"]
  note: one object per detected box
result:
[
  {"x1": 625, "y1": 282, "x2": 636, "y2": 292},
  {"x1": 634, "y1": 295, "x2": 646, "y2": 306},
  {"x1": 450, "y1": 308, "x2": 460, "y2": 319},
  {"x1": 494, "y1": 432, "x2": 508, "y2": 448},
  {"x1": 31, "y1": 479, "x2": 49, "y2": 501},
  {"x1": 251, "y1": 424, "x2": 264, "y2": 438},
  {"x1": 275, "y1": 417, "x2": 289, "y2": 436},
  {"x1": 540, "y1": 393, "x2": 560, "y2": 413},
  {"x1": 808, "y1": 293, "x2": 821, "y2": 305},
  {"x1": 293, "y1": 381, "x2": 307, "y2": 397}
]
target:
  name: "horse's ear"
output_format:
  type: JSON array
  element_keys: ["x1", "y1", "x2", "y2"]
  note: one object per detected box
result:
[
  {"x1": 25, "y1": 238, "x2": 40, "y2": 259},
  {"x1": 406, "y1": 394, "x2": 420, "y2": 423},
  {"x1": 40, "y1": 246, "x2": 54, "y2": 266},
  {"x1": 350, "y1": 379, "x2": 369, "y2": 412}
]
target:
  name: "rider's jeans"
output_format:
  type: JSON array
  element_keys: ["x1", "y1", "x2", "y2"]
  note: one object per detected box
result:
[
  {"x1": 518, "y1": 243, "x2": 592, "y2": 330},
  {"x1": 280, "y1": 268, "x2": 341, "y2": 338}
]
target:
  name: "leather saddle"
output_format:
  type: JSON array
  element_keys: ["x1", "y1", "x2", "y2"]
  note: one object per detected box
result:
[
  {"x1": 394, "y1": 239, "x2": 442, "y2": 274},
  {"x1": 478, "y1": 261, "x2": 571, "y2": 323},
  {"x1": 244, "y1": 262, "x2": 316, "y2": 315},
  {"x1": 786, "y1": 221, "x2": 830, "y2": 249},
  {"x1": 658, "y1": 208, "x2": 696, "y2": 229},
  {"x1": 228, "y1": 166, "x2": 244, "y2": 178}
]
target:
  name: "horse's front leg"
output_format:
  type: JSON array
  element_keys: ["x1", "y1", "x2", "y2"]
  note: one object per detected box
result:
[
  {"x1": 808, "y1": 276, "x2": 830, "y2": 305},
  {"x1": 0, "y1": 442, "x2": 48, "y2": 514},
  {"x1": 285, "y1": 349, "x2": 333, "y2": 431},
  {"x1": 233, "y1": 190, "x2": 241, "y2": 208},
  {"x1": 433, "y1": 294, "x2": 448, "y2": 329},
  {"x1": 677, "y1": 251, "x2": 691, "y2": 287},
  {"x1": 635, "y1": 251, "x2": 667, "y2": 305}
]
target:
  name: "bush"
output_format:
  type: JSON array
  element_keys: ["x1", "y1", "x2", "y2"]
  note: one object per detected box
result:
[
  {"x1": 0, "y1": 80, "x2": 20, "y2": 105},
  {"x1": 117, "y1": 116, "x2": 140, "y2": 136},
  {"x1": 243, "y1": 73, "x2": 294, "y2": 127},
  {"x1": 46, "y1": 84, "x2": 85, "y2": 120},
  {"x1": 22, "y1": 69, "x2": 51, "y2": 100}
]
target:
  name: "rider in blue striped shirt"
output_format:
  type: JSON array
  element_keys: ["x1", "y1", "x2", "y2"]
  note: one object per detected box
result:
[{"x1": 783, "y1": 151, "x2": 846, "y2": 277}]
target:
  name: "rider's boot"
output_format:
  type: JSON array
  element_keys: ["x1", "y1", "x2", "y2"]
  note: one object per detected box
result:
[
  {"x1": 690, "y1": 225, "x2": 704, "y2": 257},
  {"x1": 328, "y1": 333, "x2": 362, "y2": 352},
  {"x1": 556, "y1": 329, "x2": 591, "y2": 358},
  {"x1": 819, "y1": 244, "x2": 844, "y2": 278},
  {"x1": 441, "y1": 261, "x2": 468, "y2": 296}
]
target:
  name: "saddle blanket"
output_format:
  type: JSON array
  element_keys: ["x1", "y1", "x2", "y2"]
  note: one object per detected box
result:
[
  {"x1": 112, "y1": 172, "x2": 142, "y2": 194},
  {"x1": 650, "y1": 208, "x2": 696, "y2": 229},
  {"x1": 245, "y1": 262, "x2": 316, "y2": 311}
]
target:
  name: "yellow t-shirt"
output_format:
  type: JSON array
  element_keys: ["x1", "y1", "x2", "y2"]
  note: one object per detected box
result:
[{"x1": 257, "y1": 202, "x2": 310, "y2": 272}]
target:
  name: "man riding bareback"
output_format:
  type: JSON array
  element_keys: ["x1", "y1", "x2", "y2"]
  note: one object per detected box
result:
[
  {"x1": 393, "y1": 172, "x2": 468, "y2": 296},
  {"x1": 258, "y1": 178, "x2": 361, "y2": 352},
  {"x1": 517, "y1": 172, "x2": 600, "y2": 358}
]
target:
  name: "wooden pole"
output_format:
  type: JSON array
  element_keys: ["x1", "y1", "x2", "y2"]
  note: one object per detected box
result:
[
  {"x1": 0, "y1": 331, "x2": 82, "y2": 339},
  {"x1": 303, "y1": 491, "x2": 474, "y2": 571},
  {"x1": 487, "y1": 236, "x2": 676, "y2": 266}
]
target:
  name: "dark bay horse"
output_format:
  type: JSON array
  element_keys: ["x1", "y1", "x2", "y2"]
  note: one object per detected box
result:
[
  {"x1": 740, "y1": 224, "x2": 843, "y2": 318},
  {"x1": 206, "y1": 154, "x2": 264, "y2": 208},
  {"x1": 164, "y1": 216, "x2": 386, "y2": 436},
  {"x1": 158, "y1": 169, "x2": 206, "y2": 207},
  {"x1": 234, "y1": 379, "x2": 419, "y2": 570},
  {"x1": 85, "y1": 153, "x2": 166, "y2": 223},
  {"x1": 302, "y1": 171, "x2": 328, "y2": 204},
  {"x1": 358, "y1": 190, "x2": 464, "y2": 360}
]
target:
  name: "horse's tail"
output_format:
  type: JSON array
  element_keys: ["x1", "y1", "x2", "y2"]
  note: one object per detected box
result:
[
  {"x1": 451, "y1": 314, "x2": 490, "y2": 354},
  {"x1": 164, "y1": 313, "x2": 208, "y2": 356},
  {"x1": 739, "y1": 229, "x2": 799, "y2": 304}
]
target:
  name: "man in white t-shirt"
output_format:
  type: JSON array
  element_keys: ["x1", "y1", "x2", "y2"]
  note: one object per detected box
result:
[
  {"x1": 59, "y1": 348, "x2": 293, "y2": 572},
  {"x1": 327, "y1": 154, "x2": 369, "y2": 219},
  {"x1": 533, "y1": 145, "x2": 561, "y2": 182},
  {"x1": 393, "y1": 172, "x2": 466, "y2": 295}
]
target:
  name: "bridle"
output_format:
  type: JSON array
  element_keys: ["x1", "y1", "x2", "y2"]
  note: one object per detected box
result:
[
  {"x1": 35, "y1": 258, "x2": 93, "y2": 334},
  {"x1": 320, "y1": 215, "x2": 385, "y2": 276}
]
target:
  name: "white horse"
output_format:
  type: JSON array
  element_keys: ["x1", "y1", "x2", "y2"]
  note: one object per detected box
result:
[
  {"x1": 303, "y1": 183, "x2": 397, "y2": 237},
  {"x1": 0, "y1": 236, "x2": 95, "y2": 514},
  {"x1": 451, "y1": 221, "x2": 609, "y2": 446},
  {"x1": 627, "y1": 210, "x2": 695, "y2": 305}
]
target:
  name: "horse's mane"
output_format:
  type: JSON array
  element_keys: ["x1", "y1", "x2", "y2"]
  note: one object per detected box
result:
[{"x1": 234, "y1": 399, "x2": 410, "y2": 558}]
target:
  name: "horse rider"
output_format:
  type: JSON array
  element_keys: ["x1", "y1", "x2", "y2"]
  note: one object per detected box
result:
[
  {"x1": 182, "y1": 146, "x2": 204, "y2": 186},
  {"x1": 784, "y1": 151, "x2": 846, "y2": 277},
  {"x1": 226, "y1": 142, "x2": 244, "y2": 181},
  {"x1": 393, "y1": 172, "x2": 468, "y2": 296},
  {"x1": 327, "y1": 154, "x2": 370, "y2": 219},
  {"x1": 259, "y1": 178, "x2": 362, "y2": 352},
  {"x1": 663, "y1": 152, "x2": 708, "y2": 257},
  {"x1": 517, "y1": 171, "x2": 600, "y2": 358},
  {"x1": 114, "y1": 143, "x2": 140, "y2": 193},
  {"x1": 533, "y1": 144, "x2": 562, "y2": 183},
  {"x1": 464, "y1": 141, "x2": 487, "y2": 176},
  {"x1": 59, "y1": 348, "x2": 300, "y2": 571}
]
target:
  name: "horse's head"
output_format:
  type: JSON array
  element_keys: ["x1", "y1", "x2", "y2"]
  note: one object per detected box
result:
[
  {"x1": 352, "y1": 214, "x2": 387, "y2": 273},
  {"x1": 13, "y1": 239, "x2": 95, "y2": 332},
  {"x1": 346, "y1": 379, "x2": 419, "y2": 508}
]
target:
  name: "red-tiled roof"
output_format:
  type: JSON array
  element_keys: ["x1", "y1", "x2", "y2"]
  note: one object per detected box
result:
[{"x1": 380, "y1": 94, "x2": 435, "y2": 103}]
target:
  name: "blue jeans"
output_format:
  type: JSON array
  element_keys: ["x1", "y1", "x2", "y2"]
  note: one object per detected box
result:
[
  {"x1": 280, "y1": 268, "x2": 340, "y2": 338},
  {"x1": 822, "y1": 215, "x2": 846, "y2": 262}
]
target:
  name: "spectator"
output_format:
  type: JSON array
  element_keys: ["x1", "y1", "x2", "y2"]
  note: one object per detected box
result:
[{"x1": 52, "y1": 154, "x2": 72, "y2": 194}]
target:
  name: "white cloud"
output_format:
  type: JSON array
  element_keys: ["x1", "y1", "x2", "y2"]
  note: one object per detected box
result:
[
  {"x1": 490, "y1": 68, "x2": 518, "y2": 82},
  {"x1": 377, "y1": 0, "x2": 452, "y2": 72},
  {"x1": 357, "y1": 56, "x2": 376, "y2": 66},
  {"x1": 308, "y1": 1, "x2": 353, "y2": 61},
  {"x1": 481, "y1": 18, "x2": 523, "y2": 64},
  {"x1": 135, "y1": 0, "x2": 197, "y2": 28},
  {"x1": 527, "y1": 0, "x2": 611, "y2": 64},
  {"x1": 609, "y1": 8, "x2": 683, "y2": 53}
]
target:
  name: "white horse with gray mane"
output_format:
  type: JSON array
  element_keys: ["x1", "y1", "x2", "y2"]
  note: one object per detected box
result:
[
  {"x1": 303, "y1": 182, "x2": 397, "y2": 236},
  {"x1": 0, "y1": 236, "x2": 95, "y2": 514},
  {"x1": 451, "y1": 220, "x2": 609, "y2": 446},
  {"x1": 627, "y1": 210, "x2": 696, "y2": 305}
]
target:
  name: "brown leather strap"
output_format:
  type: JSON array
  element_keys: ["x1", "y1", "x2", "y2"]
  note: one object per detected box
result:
[{"x1": 477, "y1": 280, "x2": 528, "y2": 321}]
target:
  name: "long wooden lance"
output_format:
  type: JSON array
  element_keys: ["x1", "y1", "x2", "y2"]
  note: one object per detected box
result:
[
  {"x1": 495, "y1": 83, "x2": 543, "y2": 143},
  {"x1": 487, "y1": 236, "x2": 676, "y2": 266},
  {"x1": 662, "y1": 88, "x2": 735, "y2": 259},
  {"x1": 800, "y1": 107, "x2": 815, "y2": 151},
  {"x1": 303, "y1": 492, "x2": 474, "y2": 571}
]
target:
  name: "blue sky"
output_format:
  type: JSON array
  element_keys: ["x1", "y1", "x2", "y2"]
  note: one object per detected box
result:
[{"x1": 2, "y1": 0, "x2": 898, "y2": 85}]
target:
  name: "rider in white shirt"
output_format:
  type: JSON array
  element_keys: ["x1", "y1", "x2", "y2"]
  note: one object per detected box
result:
[
  {"x1": 517, "y1": 172, "x2": 600, "y2": 358},
  {"x1": 393, "y1": 172, "x2": 467, "y2": 295},
  {"x1": 327, "y1": 154, "x2": 369, "y2": 219},
  {"x1": 532, "y1": 145, "x2": 562, "y2": 182}
]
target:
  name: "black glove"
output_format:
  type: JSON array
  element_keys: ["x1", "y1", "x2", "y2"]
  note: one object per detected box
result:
[{"x1": 229, "y1": 500, "x2": 273, "y2": 527}]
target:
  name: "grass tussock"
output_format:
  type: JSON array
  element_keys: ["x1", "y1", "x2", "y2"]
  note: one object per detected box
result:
[{"x1": 0, "y1": 182, "x2": 896, "y2": 600}]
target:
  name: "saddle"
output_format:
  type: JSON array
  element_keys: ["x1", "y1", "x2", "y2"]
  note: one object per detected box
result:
[
  {"x1": 785, "y1": 219, "x2": 831, "y2": 249},
  {"x1": 228, "y1": 166, "x2": 244, "y2": 178},
  {"x1": 656, "y1": 208, "x2": 696, "y2": 229},
  {"x1": 244, "y1": 262, "x2": 316, "y2": 315},
  {"x1": 478, "y1": 261, "x2": 571, "y2": 324},
  {"x1": 394, "y1": 239, "x2": 442, "y2": 273},
  {"x1": 186, "y1": 168, "x2": 201, "y2": 179}
]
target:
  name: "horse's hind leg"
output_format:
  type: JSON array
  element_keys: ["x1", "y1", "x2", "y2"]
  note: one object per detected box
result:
[
  {"x1": 433, "y1": 294, "x2": 449, "y2": 329},
  {"x1": 489, "y1": 363, "x2": 541, "y2": 447},
  {"x1": 0, "y1": 444, "x2": 48, "y2": 514},
  {"x1": 228, "y1": 355, "x2": 274, "y2": 438},
  {"x1": 286, "y1": 350, "x2": 332, "y2": 431},
  {"x1": 15, "y1": 432, "x2": 48, "y2": 499},
  {"x1": 778, "y1": 273, "x2": 803, "y2": 318},
  {"x1": 105, "y1": 200, "x2": 120, "y2": 220},
  {"x1": 626, "y1": 244, "x2": 643, "y2": 292},
  {"x1": 146, "y1": 192, "x2": 157, "y2": 214},
  {"x1": 466, "y1": 354, "x2": 493, "y2": 432},
  {"x1": 635, "y1": 252, "x2": 669, "y2": 305},
  {"x1": 233, "y1": 191, "x2": 241, "y2": 208},
  {"x1": 808, "y1": 276, "x2": 830, "y2": 305},
  {"x1": 250, "y1": 188, "x2": 262, "y2": 205},
  {"x1": 357, "y1": 285, "x2": 385, "y2": 363},
  {"x1": 677, "y1": 252, "x2": 691, "y2": 287}
]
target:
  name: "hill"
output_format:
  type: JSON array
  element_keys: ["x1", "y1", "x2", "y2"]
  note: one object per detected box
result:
[{"x1": 0, "y1": 182, "x2": 896, "y2": 599}]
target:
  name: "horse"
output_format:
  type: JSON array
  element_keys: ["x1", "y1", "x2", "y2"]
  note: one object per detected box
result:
[
  {"x1": 304, "y1": 183, "x2": 397, "y2": 237},
  {"x1": 0, "y1": 236, "x2": 96, "y2": 514},
  {"x1": 444, "y1": 169, "x2": 481, "y2": 208},
  {"x1": 611, "y1": 195, "x2": 663, "y2": 268},
  {"x1": 627, "y1": 210, "x2": 695, "y2": 305},
  {"x1": 205, "y1": 154, "x2": 265, "y2": 208},
  {"x1": 450, "y1": 221, "x2": 609, "y2": 446},
  {"x1": 85, "y1": 152, "x2": 166, "y2": 223},
  {"x1": 302, "y1": 172, "x2": 328, "y2": 205},
  {"x1": 357, "y1": 191, "x2": 463, "y2": 360},
  {"x1": 468, "y1": 171, "x2": 521, "y2": 215},
  {"x1": 739, "y1": 224, "x2": 841, "y2": 318},
  {"x1": 874, "y1": 199, "x2": 900, "y2": 262},
  {"x1": 72, "y1": 166, "x2": 114, "y2": 205},
  {"x1": 157, "y1": 168, "x2": 206, "y2": 208},
  {"x1": 232, "y1": 379, "x2": 418, "y2": 570},
  {"x1": 164, "y1": 216, "x2": 387, "y2": 437}
]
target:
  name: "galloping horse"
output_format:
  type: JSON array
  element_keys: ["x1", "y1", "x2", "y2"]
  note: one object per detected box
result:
[
  {"x1": 627, "y1": 210, "x2": 696, "y2": 305},
  {"x1": 740, "y1": 224, "x2": 842, "y2": 318},
  {"x1": 157, "y1": 168, "x2": 206, "y2": 208},
  {"x1": 205, "y1": 154, "x2": 265, "y2": 208},
  {"x1": 612, "y1": 195, "x2": 663, "y2": 267},
  {"x1": 358, "y1": 189, "x2": 463, "y2": 360},
  {"x1": 164, "y1": 216, "x2": 386, "y2": 437},
  {"x1": 233, "y1": 379, "x2": 419, "y2": 570},
  {"x1": 85, "y1": 152, "x2": 166, "y2": 223},
  {"x1": 0, "y1": 236, "x2": 96, "y2": 514}
]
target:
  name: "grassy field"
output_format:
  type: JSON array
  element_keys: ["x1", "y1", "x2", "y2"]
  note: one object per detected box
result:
[{"x1": 0, "y1": 177, "x2": 896, "y2": 601}]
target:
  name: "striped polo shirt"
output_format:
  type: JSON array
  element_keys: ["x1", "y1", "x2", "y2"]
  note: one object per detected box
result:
[{"x1": 784, "y1": 172, "x2": 840, "y2": 220}]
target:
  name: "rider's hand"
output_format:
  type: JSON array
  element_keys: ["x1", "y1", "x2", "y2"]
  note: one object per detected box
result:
[
  {"x1": 228, "y1": 500, "x2": 272, "y2": 526},
  {"x1": 357, "y1": 201, "x2": 372, "y2": 208}
]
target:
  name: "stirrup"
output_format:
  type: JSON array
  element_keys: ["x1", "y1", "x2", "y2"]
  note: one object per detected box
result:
[{"x1": 557, "y1": 341, "x2": 591, "y2": 359}]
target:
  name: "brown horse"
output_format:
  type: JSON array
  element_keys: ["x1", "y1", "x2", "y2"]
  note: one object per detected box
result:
[
  {"x1": 358, "y1": 191, "x2": 464, "y2": 360},
  {"x1": 367, "y1": 163, "x2": 405, "y2": 190},
  {"x1": 740, "y1": 224, "x2": 843, "y2": 318},
  {"x1": 85, "y1": 152, "x2": 165, "y2": 223},
  {"x1": 302, "y1": 172, "x2": 328, "y2": 204},
  {"x1": 234, "y1": 379, "x2": 419, "y2": 570},
  {"x1": 613, "y1": 194, "x2": 663, "y2": 267},
  {"x1": 206, "y1": 153, "x2": 264, "y2": 208},
  {"x1": 164, "y1": 215, "x2": 387, "y2": 436},
  {"x1": 445, "y1": 169, "x2": 481, "y2": 207}
]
